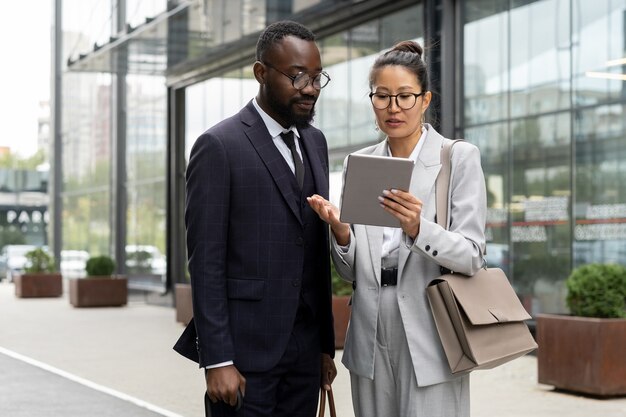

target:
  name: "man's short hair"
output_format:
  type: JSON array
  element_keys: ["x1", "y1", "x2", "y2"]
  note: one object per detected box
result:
[{"x1": 256, "y1": 20, "x2": 316, "y2": 62}]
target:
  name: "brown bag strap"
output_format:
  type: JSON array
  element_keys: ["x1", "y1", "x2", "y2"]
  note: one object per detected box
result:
[
  {"x1": 318, "y1": 387, "x2": 337, "y2": 417},
  {"x1": 435, "y1": 139, "x2": 463, "y2": 230}
]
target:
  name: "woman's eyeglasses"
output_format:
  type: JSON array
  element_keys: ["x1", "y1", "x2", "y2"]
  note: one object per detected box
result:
[{"x1": 369, "y1": 92, "x2": 426, "y2": 110}]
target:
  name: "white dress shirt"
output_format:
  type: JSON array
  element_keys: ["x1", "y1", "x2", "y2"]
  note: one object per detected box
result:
[
  {"x1": 252, "y1": 98, "x2": 304, "y2": 176},
  {"x1": 381, "y1": 127, "x2": 427, "y2": 268}
]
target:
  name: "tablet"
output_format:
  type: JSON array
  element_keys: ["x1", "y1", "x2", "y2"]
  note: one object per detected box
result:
[{"x1": 339, "y1": 153, "x2": 415, "y2": 227}]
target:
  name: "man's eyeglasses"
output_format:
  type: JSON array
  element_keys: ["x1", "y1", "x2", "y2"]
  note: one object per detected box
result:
[
  {"x1": 369, "y1": 92, "x2": 426, "y2": 110},
  {"x1": 262, "y1": 62, "x2": 331, "y2": 90}
]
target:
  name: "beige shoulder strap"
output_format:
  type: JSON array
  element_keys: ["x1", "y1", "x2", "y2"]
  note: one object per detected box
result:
[{"x1": 435, "y1": 140, "x2": 463, "y2": 230}]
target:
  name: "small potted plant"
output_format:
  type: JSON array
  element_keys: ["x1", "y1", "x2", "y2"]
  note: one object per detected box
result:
[
  {"x1": 69, "y1": 255, "x2": 127, "y2": 307},
  {"x1": 331, "y1": 261, "x2": 353, "y2": 349},
  {"x1": 14, "y1": 248, "x2": 63, "y2": 298},
  {"x1": 537, "y1": 263, "x2": 626, "y2": 396}
]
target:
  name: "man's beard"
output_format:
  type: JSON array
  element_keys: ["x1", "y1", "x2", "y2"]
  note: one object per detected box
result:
[{"x1": 266, "y1": 88, "x2": 316, "y2": 128}]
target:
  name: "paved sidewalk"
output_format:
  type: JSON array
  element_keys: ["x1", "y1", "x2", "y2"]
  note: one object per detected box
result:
[
  {"x1": 0, "y1": 352, "x2": 166, "y2": 417},
  {"x1": 1, "y1": 281, "x2": 625, "y2": 417}
]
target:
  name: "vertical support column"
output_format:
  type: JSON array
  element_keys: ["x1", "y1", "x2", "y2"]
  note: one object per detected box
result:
[
  {"x1": 112, "y1": 0, "x2": 127, "y2": 273},
  {"x1": 424, "y1": 0, "x2": 458, "y2": 139},
  {"x1": 166, "y1": 87, "x2": 186, "y2": 295},
  {"x1": 452, "y1": 0, "x2": 464, "y2": 138},
  {"x1": 50, "y1": 0, "x2": 63, "y2": 263},
  {"x1": 622, "y1": 10, "x2": 626, "y2": 101},
  {"x1": 166, "y1": 1, "x2": 190, "y2": 298}
]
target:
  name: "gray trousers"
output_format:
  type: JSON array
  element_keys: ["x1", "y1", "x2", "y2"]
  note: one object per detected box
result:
[{"x1": 350, "y1": 286, "x2": 469, "y2": 417}]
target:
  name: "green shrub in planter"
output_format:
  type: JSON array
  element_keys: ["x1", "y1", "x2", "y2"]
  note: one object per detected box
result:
[
  {"x1": 331, "y1": 260, "x2": 352, "y2": 296},
  {"x1": 566, "y1": 263, "x2": 626, "y2": 318},
  {"x1": 24, "y1": 248, "x2": 56, "y2": 273},
  {"x1": 85, "y1": 256, "x2": 116, "y2": 277}
]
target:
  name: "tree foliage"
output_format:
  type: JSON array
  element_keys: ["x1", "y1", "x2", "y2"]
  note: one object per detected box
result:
[{"x1": 0, "y1": 149, "x2": 46, "y2": 170}]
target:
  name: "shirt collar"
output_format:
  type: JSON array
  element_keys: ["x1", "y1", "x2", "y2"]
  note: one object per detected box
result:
[
  {"x1": 385, "y1": 126, "x2": 427, "y2": 162},
  {"x1": 252, "y1": 98, "x2": 300, "y2": 139}
]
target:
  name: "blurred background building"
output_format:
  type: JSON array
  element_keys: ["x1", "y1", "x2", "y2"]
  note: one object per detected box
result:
[{"x1": 46, "y1": 0, "x2": 625, "y2": 317}]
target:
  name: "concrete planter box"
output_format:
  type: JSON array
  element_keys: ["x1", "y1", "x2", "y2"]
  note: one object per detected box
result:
[
  {"x1": 15, "y1": 273, "x2": 63, "y2": 298},
  {"x1": 175, "y1": 283, "x2": 193, "y2": 325},
  {"x1": 537, "y1": 313, "x2": 626, "y2": 396},
  {"x1": 332, "y1": 295, "x2": 351, "y2": 349},
  {"x1": 69, "y1": 277, "x2": 128, "y2": 307}
]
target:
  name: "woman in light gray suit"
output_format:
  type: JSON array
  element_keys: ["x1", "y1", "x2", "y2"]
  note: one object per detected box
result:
[{"x1": 308, "y1": 40, "x2": 486, "y2": 417}]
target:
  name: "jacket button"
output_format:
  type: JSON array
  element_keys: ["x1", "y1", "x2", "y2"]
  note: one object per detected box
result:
[
  {"x1": 296, "y1": 237, "x2": 304, "y2": 246},
  {"x1": 432, "y1": 250, "x2": 438, "y2": 256},
  {"x1": 292, "y1": 280, "x2": 300, "y2": 287},
  {"x1": 425, "y1": 245, "x2": 431, "y2": 251}
]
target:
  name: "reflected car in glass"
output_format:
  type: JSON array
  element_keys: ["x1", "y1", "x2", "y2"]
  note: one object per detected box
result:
[
  {"x1": 485, "y1": 243, "x2": 510, "y2": 276},
  {"x1": 60, "y1": 250, "x2": 90, "y2": 279},
  {"x1": 0, "y1": 244, "x2": 39, "y2": 282},
  {"x1": 125, "y1": 245, "x2": 166, "y2": 276}
]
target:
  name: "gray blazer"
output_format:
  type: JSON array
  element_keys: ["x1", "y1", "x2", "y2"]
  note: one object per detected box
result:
[{"x1": 332, "y1": 124, "x2": 487, "y2": 386}]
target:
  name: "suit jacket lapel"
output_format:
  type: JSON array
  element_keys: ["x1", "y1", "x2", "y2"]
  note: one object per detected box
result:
[
  {"x1": 398, "y1": 125, "x2": 444, "y2": 280},
  {"x1": 240, "y1": 102, "x2": 303, "y2": 224}
]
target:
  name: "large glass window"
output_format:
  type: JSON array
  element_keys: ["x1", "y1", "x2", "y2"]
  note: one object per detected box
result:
[
  {"x1": 573, "y1": 0, "x2": 626, "y2": 106},
  {"x1": 125, "y1": 75, "x2": 168, "y2": 277},
  {"x1": 0, "y1": 169, "x2": 49, "y2": 248},
  {"x1": 464, "y1": 1, "x2": 509, "y2": 125},
  {"x1": 183, "y1": 3, "x2": 424, "y2": 233},
  {"x1": 126, "y1": 0, "x2": 167, "y2": 28},
  {"x1": 63, "y1": 0, "x2": 113, "y2": 62},
  {"x1": 509, "y1": 0, "x2": 571, "y2": 118},
  {"x1": 318, "y1": 31, "x2": 350, "y2": 150},
  {"x1": 463, "y1": 0, "x2": 626, "y2": 315},
  {"x1": 61, "y1": 73, "x2": 112, "y2": 256},
  {"x1": 185, "y1": 70, "x2": 257, "y2": 160},
  {"x1": 61, "y1": 1, "x2": 116, "y2": 258},
  {"x1": 317, "y1": 4, "x2": 424, "y2": 166}
]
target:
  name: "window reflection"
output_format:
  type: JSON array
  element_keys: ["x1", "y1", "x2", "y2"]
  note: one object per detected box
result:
[
  {"x1": 573, "y1": 103, "x2": 626, "y2": 267},
  {"x1": 126, "y1": 0, "x2": 167, "y2": 28},
  {"x1": 318, "y1": 32, "x2": 350, "y2": 149},
  {"x1": 61, "y1": 71, "x2": 112, "y2": 256},
  {"x1": 573, "y1": 1, "x2": 626, "y2": 105},
  {"x1": 126, "y1": 74, "x2": 168, "y2": 277},
  {"x1": 63, "y1": 0, "x2": 113, "y2": 60},
  {"x1": 185, "y1": 3, "x2": 423, "y2": 156},
  {"x1": 463, "y1": 0, "x2": 626, "y2": 315},
  {"x1": 464, "y1": 5, "x2": 508, "y2": 124},
  {"x1": 316, "y1": 5, "x2": 423, "y2": 150}
]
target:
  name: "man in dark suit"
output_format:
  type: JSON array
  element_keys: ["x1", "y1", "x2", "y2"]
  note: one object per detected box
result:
[{"x1": 181, "y1": 21, "x2": 337, "y2": 417}]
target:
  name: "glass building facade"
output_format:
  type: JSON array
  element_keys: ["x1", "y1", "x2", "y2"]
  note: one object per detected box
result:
[
  {"x1": 0, "y1": 169, "x2": 49, "y2": 248},
  {"x1": 53, "y1": 0, "x2": 626, "y2": 315}
]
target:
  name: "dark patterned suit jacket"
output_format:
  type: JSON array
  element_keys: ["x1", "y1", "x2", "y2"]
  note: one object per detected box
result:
[{"x1": 176, "y1": 100, "x2": 334, "y2": 372}]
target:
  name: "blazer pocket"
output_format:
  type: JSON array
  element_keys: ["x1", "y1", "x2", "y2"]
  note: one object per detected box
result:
[{"x1": 227, "y1": 278, "x2": 265, "y2": 301}]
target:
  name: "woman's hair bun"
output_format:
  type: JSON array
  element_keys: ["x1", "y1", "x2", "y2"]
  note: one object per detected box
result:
[{"x1": 391, "y1": 40, "x2": 423, "y2": 59}]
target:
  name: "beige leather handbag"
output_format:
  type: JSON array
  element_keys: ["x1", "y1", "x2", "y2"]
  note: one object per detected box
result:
[{"x1": 426, "y1": 140, "x2": 538, "y2": 374}]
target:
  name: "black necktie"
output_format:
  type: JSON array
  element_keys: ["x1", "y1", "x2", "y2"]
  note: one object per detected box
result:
[{"x1": 280, "y1": 131, "x2": 304, "y2": 189}]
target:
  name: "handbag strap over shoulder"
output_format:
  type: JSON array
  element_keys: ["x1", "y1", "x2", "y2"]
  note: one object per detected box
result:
[{"x1": 435, "y1": 139, "x2": 463, "y2": 230}]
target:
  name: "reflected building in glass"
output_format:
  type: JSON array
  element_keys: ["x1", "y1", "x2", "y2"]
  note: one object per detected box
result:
[
  {"x1": 0, "y1": 169, "x2": 49, "y2": 248},
  {"x1": 52, "y1": 0, "x2": 626, "y2": 316}
]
